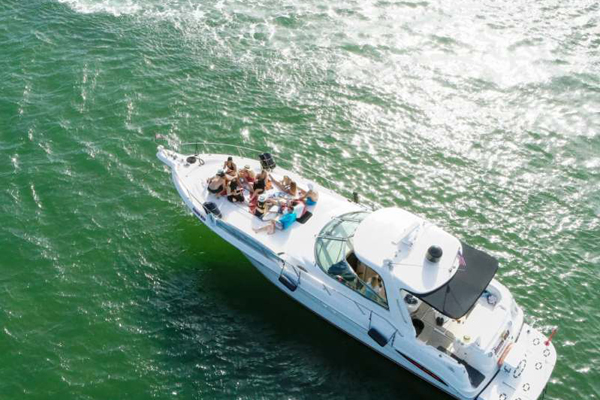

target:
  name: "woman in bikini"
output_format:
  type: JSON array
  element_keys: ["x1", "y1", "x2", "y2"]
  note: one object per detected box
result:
[
  {"x1": 271, "y1": 175, "x2": 298, "y2": 197},
  {"x1": 223, "y1": 156, "x2": 237, "y2": 176},
  {"x1": 238, "y1": 165, "x2": 256, "y2": 187},
  {"x1": 250, "y1": 170, "x2": 269, "y2": 202},
  {"x1": 253, "y1": 194, "x2": 274, "y2": 219}
]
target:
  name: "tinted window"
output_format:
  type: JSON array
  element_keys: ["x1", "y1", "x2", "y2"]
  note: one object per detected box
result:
[{"x1": 315, "y1": 212, "x2": 388, "y2": 309}]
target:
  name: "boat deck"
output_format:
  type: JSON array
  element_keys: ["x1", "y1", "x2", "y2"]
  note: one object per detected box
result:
[{"x1": 173, "y1": 153, "x2": 362, "y2": 263}]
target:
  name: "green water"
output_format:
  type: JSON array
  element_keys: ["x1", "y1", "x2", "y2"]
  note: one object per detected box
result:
[{"x1": 1, "y1": 0, "x2": 599, "y2": 398}]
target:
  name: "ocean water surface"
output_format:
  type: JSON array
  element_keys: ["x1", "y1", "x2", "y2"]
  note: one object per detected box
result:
[{"x1": 1, "y1": 0, "x2": 599, "y2": 398}]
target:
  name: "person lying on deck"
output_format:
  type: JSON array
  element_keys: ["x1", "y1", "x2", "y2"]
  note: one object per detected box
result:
[
  {"x1": 207, "y1": 169, "x2": 228, "y2": 197},
  {"x1": 271, "y1": 174, "x2": 298, "y2": 197},
  {"x1": 299, "y1": 183, "x2": 319, "y2": 205},
  {"x1": 253, "y1": 207, "x2": 298, "y2": 235}
]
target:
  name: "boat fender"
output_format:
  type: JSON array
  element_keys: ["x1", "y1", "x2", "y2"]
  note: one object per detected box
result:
[
  {"x1": 497, "y1": 343, "x2": 514, "y2": 366},
  {"x1": 278, "y1": 274, "x2": 298, "y2": 292},
  {"x1": 203, "y1": 202, "x2": 222, "y2": 218},
  {"x1": 368, "y1": 328, "x2": 390, "y2": 347}
]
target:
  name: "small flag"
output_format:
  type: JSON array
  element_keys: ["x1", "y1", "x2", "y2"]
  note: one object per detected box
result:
[{"x1": 545, "y1": 327, "x2": 558, "y2": 346}]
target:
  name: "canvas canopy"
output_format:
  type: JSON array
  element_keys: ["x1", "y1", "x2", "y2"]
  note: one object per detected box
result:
[{"x1": 412, "y1": 242, "x2": 499, "y2": 319}]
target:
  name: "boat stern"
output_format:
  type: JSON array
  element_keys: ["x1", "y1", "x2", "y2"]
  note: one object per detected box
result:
[{"x1": 477, "y1": 323, "x2": 557, "y2": 400}]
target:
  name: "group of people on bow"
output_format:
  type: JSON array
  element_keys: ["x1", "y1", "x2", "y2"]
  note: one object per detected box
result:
[{"x1": 206, "y1": 156, "x2": 319, "y2": 234}]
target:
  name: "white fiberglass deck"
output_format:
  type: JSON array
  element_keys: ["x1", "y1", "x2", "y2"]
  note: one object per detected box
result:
[{"x1": 172, "y1": 153, "x2": 361, "y2": 261}]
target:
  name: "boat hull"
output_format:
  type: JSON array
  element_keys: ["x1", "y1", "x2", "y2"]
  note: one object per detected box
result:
[
  {"x1": 241, "y1": 232, "x2": 555, "y2": 400},
  {"x1": 197, "y1": 218, "x2": 466, "y2": 400},
  {"x1": 158, "y1": 147, "x2": 556, "y2": 400}
]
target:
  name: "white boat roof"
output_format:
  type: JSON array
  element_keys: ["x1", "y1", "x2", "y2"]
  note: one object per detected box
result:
[{"x1": 353, "y1": 208, "x2": 462, "y2": 294}]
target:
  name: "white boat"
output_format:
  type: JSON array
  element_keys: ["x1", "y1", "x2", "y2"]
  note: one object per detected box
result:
[{"x1": 157, "y1": 142, "x2": 557, "y2": 400}]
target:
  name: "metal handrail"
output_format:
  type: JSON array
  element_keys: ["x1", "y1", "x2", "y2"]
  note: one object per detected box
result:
[
  {"x1": 180, "y1": 141, "x2": 265, "y2": 157},
  {"x1": 297, "y1": 269, "x2": 375, "y2": 332},
  {"x1": 280, "y1": 259, "x2": 302, "y2": 282}
]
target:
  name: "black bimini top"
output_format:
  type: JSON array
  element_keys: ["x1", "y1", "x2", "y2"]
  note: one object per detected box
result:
[{"x1": 413, "y1": 242, "x2": 499, "y2": 319}]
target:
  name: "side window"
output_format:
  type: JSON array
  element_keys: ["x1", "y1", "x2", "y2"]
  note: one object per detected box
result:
[
  {"x1": 315, "y1": 212, "x2": 387, "y2": 309},
  {"x1": 327, "y1": 258, "x2": 388, "y2": 309},
  {"x1": 357, "y1": 262, "x2": 388, "y2": 308}
]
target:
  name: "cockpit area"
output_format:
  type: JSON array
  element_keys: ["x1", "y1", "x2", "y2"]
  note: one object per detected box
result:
[
  {"x1": 314, "y1": 211, "x2": 388, "y2": 309},
  {"x1": 315, "y1": 209, "x2": 509, "y2": 390}
]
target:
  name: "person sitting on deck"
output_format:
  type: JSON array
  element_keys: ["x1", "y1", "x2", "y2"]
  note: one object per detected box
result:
[
  {"x1": 281, "y1": 175, "x2": 293, "y2": 190},
  {"x1": 271, "y1": 175, "x2": 298, "y2": 197},
  {"x1": 249, "y1": 169, "x2": 269, "y2": 202},
  {"x1": 299, "y1": 183, "x2": 319, "y2": 206},
  {"x1": 223, "y1": 156, "x2": 237, "y2": 176},
  {"x1": 287, "y1": 199, "x2": 305, "y2": 218},
  {"x1": 253, "y1": 194, "x2": 277, "y2": 219},
  {"x1": 253, "y1": 206, "x2": 298, "y2": 235},
  {"x1": 238, "y1": 165, "x2": 256, "y2": 186},
  {"x1": 207, "y1": 169, "x2": 227, "y2": 197},
  {"x1": 226, "y1": 176, "x2": 245, "y2": 203}
]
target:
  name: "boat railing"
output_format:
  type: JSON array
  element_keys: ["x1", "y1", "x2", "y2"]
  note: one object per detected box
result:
[{"x1": 179, "y1": 141, "x2": 335, "y2": 191}]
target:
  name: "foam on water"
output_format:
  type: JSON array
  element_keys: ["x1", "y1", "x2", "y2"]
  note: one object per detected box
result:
[{"x1": 57, "y1": 0, "x2": 143, "y2": 16}]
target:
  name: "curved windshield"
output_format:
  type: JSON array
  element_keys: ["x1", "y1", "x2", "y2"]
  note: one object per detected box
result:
[
  {"x1": 315, "y1": 211, "x2": 388, "y2": 309},
  {"x1": 315, "y1": 211, "x2": 367, "y2": 269}
]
